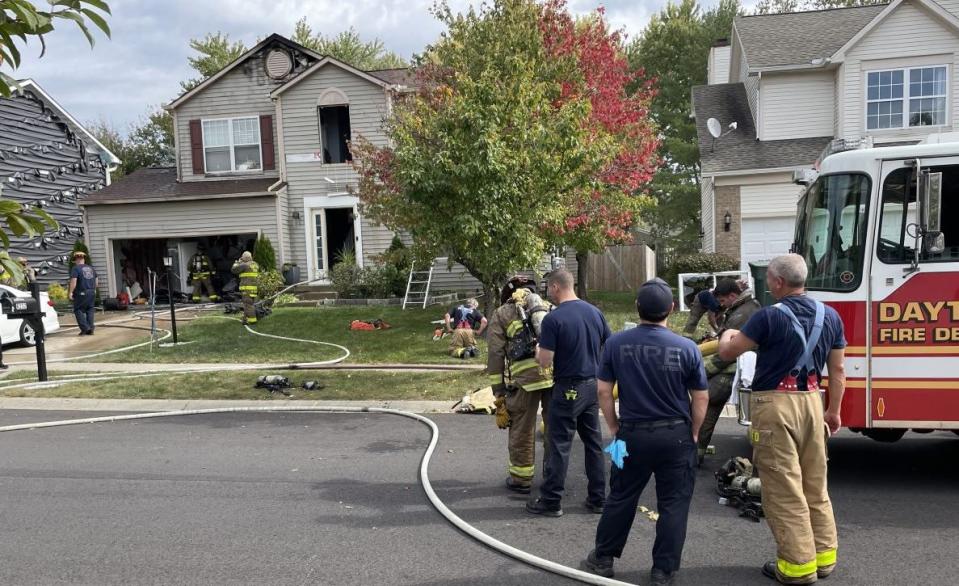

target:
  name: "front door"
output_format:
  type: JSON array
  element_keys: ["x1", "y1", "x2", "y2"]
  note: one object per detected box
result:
[
  {"x1": 310, "y1": 209, "x2": 329, "y2": 282},
  {"x1": 309, "y1": 206, "x2": 362, "y2": 282}
]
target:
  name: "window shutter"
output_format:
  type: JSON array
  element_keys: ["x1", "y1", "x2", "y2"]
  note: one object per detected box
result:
[
  {"x1": 260, "y1": 115, "x2": 276, "y2": 171},
  {"x1": 189, "y1": 119, "x2": 204, "y2": 175}
]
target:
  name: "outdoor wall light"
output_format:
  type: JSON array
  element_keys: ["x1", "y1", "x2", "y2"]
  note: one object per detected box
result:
[
  {"x1": 291, "y1": 211, "x2": 302, "y2": 220},
  {"x1": 162, "y1": 256, "x2": 173, "y2": 268},
  {"x1": 724, "y1": 211, "x2": 732, "y2": 232}
]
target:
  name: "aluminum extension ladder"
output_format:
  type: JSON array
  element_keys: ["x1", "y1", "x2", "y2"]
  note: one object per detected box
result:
[{"x1": 402, "y1": 264, "x2": 434, "y2": 309}]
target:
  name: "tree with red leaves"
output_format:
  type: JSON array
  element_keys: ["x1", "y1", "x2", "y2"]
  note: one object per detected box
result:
[{"x1": 539, "y1": 1, "x2": 660, "y2": 298}]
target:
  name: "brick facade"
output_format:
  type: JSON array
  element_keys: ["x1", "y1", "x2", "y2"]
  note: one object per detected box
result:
[{"x1": 714, "y1": 184, "x2": 741, "y2": 261}]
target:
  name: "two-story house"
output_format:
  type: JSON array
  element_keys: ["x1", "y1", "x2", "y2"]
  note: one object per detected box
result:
[
  {"x1": 80, "y1": 33, "x2": 508, "y2": 298},
  {"x1": 693, "y1": 0, "x2": 959, "y2": 270}
]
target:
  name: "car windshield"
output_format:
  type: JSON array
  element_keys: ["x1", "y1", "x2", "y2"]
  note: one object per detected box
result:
[{"x1": 794, "y1": 173, "x2": 871, "y2": 291}]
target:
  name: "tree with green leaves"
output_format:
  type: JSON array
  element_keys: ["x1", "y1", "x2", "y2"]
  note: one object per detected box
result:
[
  {"x1": 180, "y1": 32, "x2": 247, "y2": 91},
  {"x1": 755, "y1": 0, "x2": 884, "y2": 14},
  {"x1": 291, "y1": 19, "x2": 406, "y2": 70},
  {"x1": 0, "y1": 0, "x2": 105, "y2": 280},
  {"x1": 352, "y1": 0, "x2": 624, "y2": 309},
  {"x1": 253, "y1": 235, "x2": 277, "y2": 272},
  {"x1": 628, "y1": 0, "x2": 739, "y2": 254},
  {"x1": 89, "y1": 109, "x2": 174, "y2": 178}
]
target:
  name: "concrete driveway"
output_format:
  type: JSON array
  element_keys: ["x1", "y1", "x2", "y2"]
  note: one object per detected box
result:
[{"x1": 3, "y1": 310, "x2": 154, "y2": 366}]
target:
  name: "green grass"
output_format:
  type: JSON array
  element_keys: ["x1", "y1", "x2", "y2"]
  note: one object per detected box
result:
[
  {"x1": 0, "y1": 369, "x2": 483, "y2": 401},
  {"x1": 106, "y1": 306, "x2": 487, "y2": 365},
  {"x1": 1, "y1": 370, "x2": 83, "y2": 381}
]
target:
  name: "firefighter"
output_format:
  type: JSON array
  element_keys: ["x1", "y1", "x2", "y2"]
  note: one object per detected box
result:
[
  {"x1": 189, "y1": 244, "x2": 218, "y2": 303},
  {"x1": 487, "y1": 276, "x2": 553, "y2": 494},
  {"x1": 697, "y1": 278, "x2": 761, "y2": 464},
  {"x1": 682, "y1": 286, "x2": 722, "y2": 339},
  {"x1": 448, "y1": 321, "x2": 478, "y2": 358},
  {"x1": 719, "y1": 254, "x2": 846, "y2": 585},
  {"x1": 231, "y1": 251, "x2": 259, "y2": 325}
]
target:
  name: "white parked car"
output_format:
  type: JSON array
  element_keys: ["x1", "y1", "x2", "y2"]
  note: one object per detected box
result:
[{"x1": 0, "y1": 284, "x2": 61, "y2": 346}]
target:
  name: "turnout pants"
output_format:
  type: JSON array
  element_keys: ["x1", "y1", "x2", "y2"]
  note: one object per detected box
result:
[
  {"x1": 750, "y1": 390, "x2": 837, "y2": 583},
  {"x1": 697, "y1": 373, "x2": 734, "y2": 455},
  {"x1": 682, "y1": 297, "x2": 707, "y2": 337},
  {"x1": 242, "y1": 293, "x2": 257, "y2": 325},
  {"x1": 505, "y1": 386, "x2": 551, "y2": 485},
  {"x1": 594, "y1": 420, "x2": 696, "y2": 573},
  {"x1": 192, "y1": 274, "x2": 218, "y2": 302},
  {"x1": 540, "y1": 378, "x2": 606, "y2": 507}
]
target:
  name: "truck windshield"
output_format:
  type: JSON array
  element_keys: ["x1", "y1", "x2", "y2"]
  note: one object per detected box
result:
[{"x1": 794, "y1": 173, "x2": 871, "y2": 291}]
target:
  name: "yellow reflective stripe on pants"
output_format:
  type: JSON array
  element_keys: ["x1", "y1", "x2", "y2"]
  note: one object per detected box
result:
[
  {"x1": 239, "y1": 272, "x2": 258, "y2": 278},
  {"x1": 246, "y1": 318, "x2": 257, "y2": 324},
  {"x1": 511, "y1": 359, "x2": 538, "y2": 375},
  {"x1": 522, "y1": 380, "x2": 552, "y2": 391},
  {"x1": 508, "y1": 461, "x2": 534, "y2": 480},
  {"x1": 488, "y1": 374, "x2": 503, "y2": 385},
  {"x1": 816, "y1": 549, "x2": 837, "y2": 567},
  {"x1": 777, "y1": 558, "x2": 817, "y2": 578}
]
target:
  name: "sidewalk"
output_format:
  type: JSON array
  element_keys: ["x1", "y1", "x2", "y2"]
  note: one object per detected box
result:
[{"x1": 0, "y1": 397, "x2": 458, "y2": 413}]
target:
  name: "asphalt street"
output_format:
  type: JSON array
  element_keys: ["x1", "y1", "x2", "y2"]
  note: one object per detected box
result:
[{"x1": 0, "y1": 409, "x2": 955, "y2": 585}]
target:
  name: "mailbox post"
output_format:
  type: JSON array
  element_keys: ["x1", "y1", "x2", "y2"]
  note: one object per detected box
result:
[{"x1": 0, "y1": 285, "x2": 48, "y2": 381}]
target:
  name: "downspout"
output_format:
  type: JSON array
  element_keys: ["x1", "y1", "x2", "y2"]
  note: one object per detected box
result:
[
  {"x1": 756, "y1": 71, "x2": 762, "y2": 141},
  {"x1": 272, "y1": 96, "x2": 289, "y2": 266}
]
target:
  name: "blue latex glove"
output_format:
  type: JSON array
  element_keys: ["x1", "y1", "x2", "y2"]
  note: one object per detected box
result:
[{"x1": 604, "y1": 439, "x2": 629, "y2": 469}]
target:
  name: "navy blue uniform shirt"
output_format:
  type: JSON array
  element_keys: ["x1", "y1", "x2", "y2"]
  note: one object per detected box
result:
[
  {"x1": 539, "y1": 299, "x2": 611, "y2": 380},
  {"x1": 449, "y1": 305, "x2": 483, "y2": 329},
  {"x1": 697, "y1": 289, "x2": 721, "y2": 313},
  {"x1": 598, "y1": 324, "x2": 708, "y2": 423},
  {"x1": 70, "y1": 264, "x2": 97, "y2": 292},
  {"x1": 740, "y1": 295, "x2": 847, "y2": 391}
]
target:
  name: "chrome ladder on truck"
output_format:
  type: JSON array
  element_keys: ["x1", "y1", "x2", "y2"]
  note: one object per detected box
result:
[{"x1": 403, "y1": 264, "x2": 434, "y2": 310}]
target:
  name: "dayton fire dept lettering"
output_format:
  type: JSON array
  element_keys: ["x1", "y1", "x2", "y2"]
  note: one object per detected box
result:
[{"x1": 877, "y1": 301, "x2": 959, "y2": 343}]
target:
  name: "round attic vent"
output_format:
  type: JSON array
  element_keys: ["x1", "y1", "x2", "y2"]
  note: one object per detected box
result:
[{"x1": 265, "y1": 49, "x2": 293, "y2": 79}]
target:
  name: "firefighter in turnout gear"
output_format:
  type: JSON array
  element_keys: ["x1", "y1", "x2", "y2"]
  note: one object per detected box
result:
[
  {"x1": 189, "y1": 244, "x2": 218, "y2": 303},
  {"x1": 232, "y1": 251, "x2": 259, "y2": 325},
  {"x1": 697, "y1": 279, "x2": 761, "y2": 463},
  {"x1": 486, "y1": 276, "x2": 553, "y2": 494}
]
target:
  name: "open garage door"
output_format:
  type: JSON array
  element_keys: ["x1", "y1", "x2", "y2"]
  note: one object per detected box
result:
[{"x1": 740, "y1": 216, "x2": 795, "y2": 271}]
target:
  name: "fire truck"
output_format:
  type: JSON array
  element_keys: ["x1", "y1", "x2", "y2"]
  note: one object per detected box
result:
[{"x1": 739, "y1": 135, "x2": 959, "y2": 442}]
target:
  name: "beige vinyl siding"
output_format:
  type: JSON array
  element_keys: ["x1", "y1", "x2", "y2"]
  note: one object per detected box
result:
[
  {"x1": 279, "y1": 64, "x2": 391, "y2": 270},
  {"x1": 841, "y1": 2, "x2": 959, "y2": 141},
  {"x1": 276, "y1": 185, "x2": 291, "y2": 265},
  {"x1": 701, "y1": 176, "x2": 715, "y2": 253},
  {"x1": 740, "y1": 183, "x2": 803, "y2": 218},
  {"x1": 760, "y1": 71, "x2": 835, "y2": 140},
  {"x1": 174, "y1": 52, "x2": 280, "y2": 183},
  {"x1": 709, "y1": 46, "x2": 732, "y2": 85},
  {"x1": 84, "y1": 196, "x2": 279, "y2": 296},
  {"x1": 744, "y1": 74, "x2": 759, "y2": 128},
  {"x1": 730, "y1": 30, "x2": 745, "y2": 83},
  {"x1": 935, "y1": 0, "x2": 959, "y2": 19},
  {"x1": 835, "y1": 64, "x2": 843, "y2": 136}
]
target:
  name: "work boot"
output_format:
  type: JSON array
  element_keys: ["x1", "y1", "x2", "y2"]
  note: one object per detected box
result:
[
  {"x1": 651, "y1": 568, "x2": 675, "y2": 585},
  {"x1": 505, "y1": 477, "x2": 531, "y2": 494},
  {"x1": 762, "y1": 561, "x2": 817, "y2": 585},
  {"x1": 525, "y1": 498, "x2": 562, "y2": 517},
  {"x1": 580, "y1": 550, "x2": 614, "y2": 578},
  {"x1": 817, "y1": 564, "x2": 835, "y2": 579}
]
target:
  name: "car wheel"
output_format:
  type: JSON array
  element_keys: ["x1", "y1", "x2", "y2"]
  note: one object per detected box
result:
[{"x1": 19, "y1": 321, "x2": 36, "y2": 346}]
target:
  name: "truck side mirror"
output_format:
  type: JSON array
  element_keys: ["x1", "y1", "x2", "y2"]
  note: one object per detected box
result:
[{"x1": 919, "y1": 171, "x2": 944, "y2": 254}]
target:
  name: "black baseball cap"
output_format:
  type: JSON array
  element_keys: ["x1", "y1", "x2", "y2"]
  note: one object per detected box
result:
[{"x1": 636, "y1": 278, "x2": 674, "y2": 316}]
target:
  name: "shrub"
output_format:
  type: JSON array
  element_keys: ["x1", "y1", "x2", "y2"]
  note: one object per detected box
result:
[
  {"x1": 274, "y1": 293, "x2": 299, "y2": 306},
  {"x1": 375, "y1": 235, "x2": 413, "y2": 297},
  {"x1": 256, "y1": 270, "x2": 285, "y2": 302},
  {"x1": 359, "y1": 264, "x2": 400, "y2": 298},
  {"x1": 253, "y1": 236, "x2": 277, "y2": 272},
  {"x1": 68, "y1": 239, "x2": 91, "y2": 272},
  {"x1": 47, "y1": 283, "x2": 68, "y2": 301},
  {"x1": 330, "y1": 261, "x2": 361, "y2": 298},
  {"x1": 661, "y1": 252, "x2": 739, "y2": 286}
]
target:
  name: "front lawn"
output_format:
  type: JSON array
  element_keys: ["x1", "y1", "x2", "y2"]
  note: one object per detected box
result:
[{"x1": 0, "y1": 369, "x2": 483, "y2": 401}]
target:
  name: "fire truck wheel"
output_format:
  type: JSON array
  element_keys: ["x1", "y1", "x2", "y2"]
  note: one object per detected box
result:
[
  {"x1": 952, "y1": 430, "x2": 959, "y2": 437},
  {"x1": 862, "y1": 428, "x2": 906, "y2": 443}
]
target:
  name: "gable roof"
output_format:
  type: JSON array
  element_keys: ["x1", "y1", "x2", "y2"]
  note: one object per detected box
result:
[
  {"x1": 11, "y1": 79, "x2": 121, "y2": 166},
  {"x1": 270, "y1": 56, "x2": 397, "y2": 98},
  {"x1": 368, "y1": 68, "x2": 416, "y2": 87},
  {"x1": 734, "y1": 5, "x2": 886, "y2": 70},
  {"x1": 692, "y1": 83, "x2": 831, "y2": 174},
  {"x1": 166, "y1": 34, "x2": 324, "y2": 110},
  {"x1": 832, "y1": 0, "x2": 959, "y2": 60}
]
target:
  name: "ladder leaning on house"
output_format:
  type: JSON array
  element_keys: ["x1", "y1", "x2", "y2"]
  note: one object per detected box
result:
[{"x1": 402, "y1": 264, "x2": 434, "y2": 310}]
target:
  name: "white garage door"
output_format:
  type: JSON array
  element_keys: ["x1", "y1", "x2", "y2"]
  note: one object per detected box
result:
[{"x1": 740, "y1": 216, "x2": 795, "y2": 271}]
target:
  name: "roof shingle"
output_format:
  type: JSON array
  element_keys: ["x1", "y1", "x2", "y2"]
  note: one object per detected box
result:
[
  {"x1": 79, "y1": 167, "x2": 278, "y2": 205},
  {"x1": 735, "y1": 5, "x2": 886, "y2": 69},
  {"x1": 692, "y1": 83, "x2": 831, "y2": 174}
]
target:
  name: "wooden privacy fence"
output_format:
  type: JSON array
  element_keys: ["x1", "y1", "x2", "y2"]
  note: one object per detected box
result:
[{"x1": 587, "y1": 244, "x2": 657, "y2": 292}]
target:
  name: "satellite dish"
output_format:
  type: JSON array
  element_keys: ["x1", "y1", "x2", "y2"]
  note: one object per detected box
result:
[{"x1": 707, "y1": 118, "x2": 723, "y2": 139}]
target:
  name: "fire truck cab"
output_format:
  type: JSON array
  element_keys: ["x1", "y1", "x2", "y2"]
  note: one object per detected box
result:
[{"x1": 780, "y1": 135, "x2": 959, "y2": 442}]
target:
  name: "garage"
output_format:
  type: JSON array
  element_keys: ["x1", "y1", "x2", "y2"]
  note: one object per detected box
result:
[{"x1": 740, "y1": 216, "x2": 796, "y2": 271}]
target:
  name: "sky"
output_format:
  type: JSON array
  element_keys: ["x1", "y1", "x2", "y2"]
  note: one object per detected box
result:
[{"x1": 11, "y1": 0, "x2": 751, "y2": 133}]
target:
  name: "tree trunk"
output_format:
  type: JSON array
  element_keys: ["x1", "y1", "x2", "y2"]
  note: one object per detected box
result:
[
  {"x1": 576, "y1": 249, "x2": 589, "y2": 301},
  {"x1": 481, "y1": 283, "x2": 499, "y2": 316}
]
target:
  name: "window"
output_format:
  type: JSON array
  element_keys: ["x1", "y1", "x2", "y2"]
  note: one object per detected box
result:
[
  {"x1": 319, "y1": 106, "x2": 352, "y2": 164},
  {"x1": 866, "y1": 66, "x2": 947, "y2": 130},
  {"x1": 877, "y1": 165, "x2": 959, "y2": 264},
  {"x1": 794, "y1": 174, "x2": 871, "y2": 291},
  {"x1": 202, "y1": 117, "x2": 262, "y2": 173}
]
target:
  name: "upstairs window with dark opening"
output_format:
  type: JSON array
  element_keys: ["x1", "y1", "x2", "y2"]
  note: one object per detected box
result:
[{"x1": 319, "y1": 105, "x2": 352, "y2": 164}]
